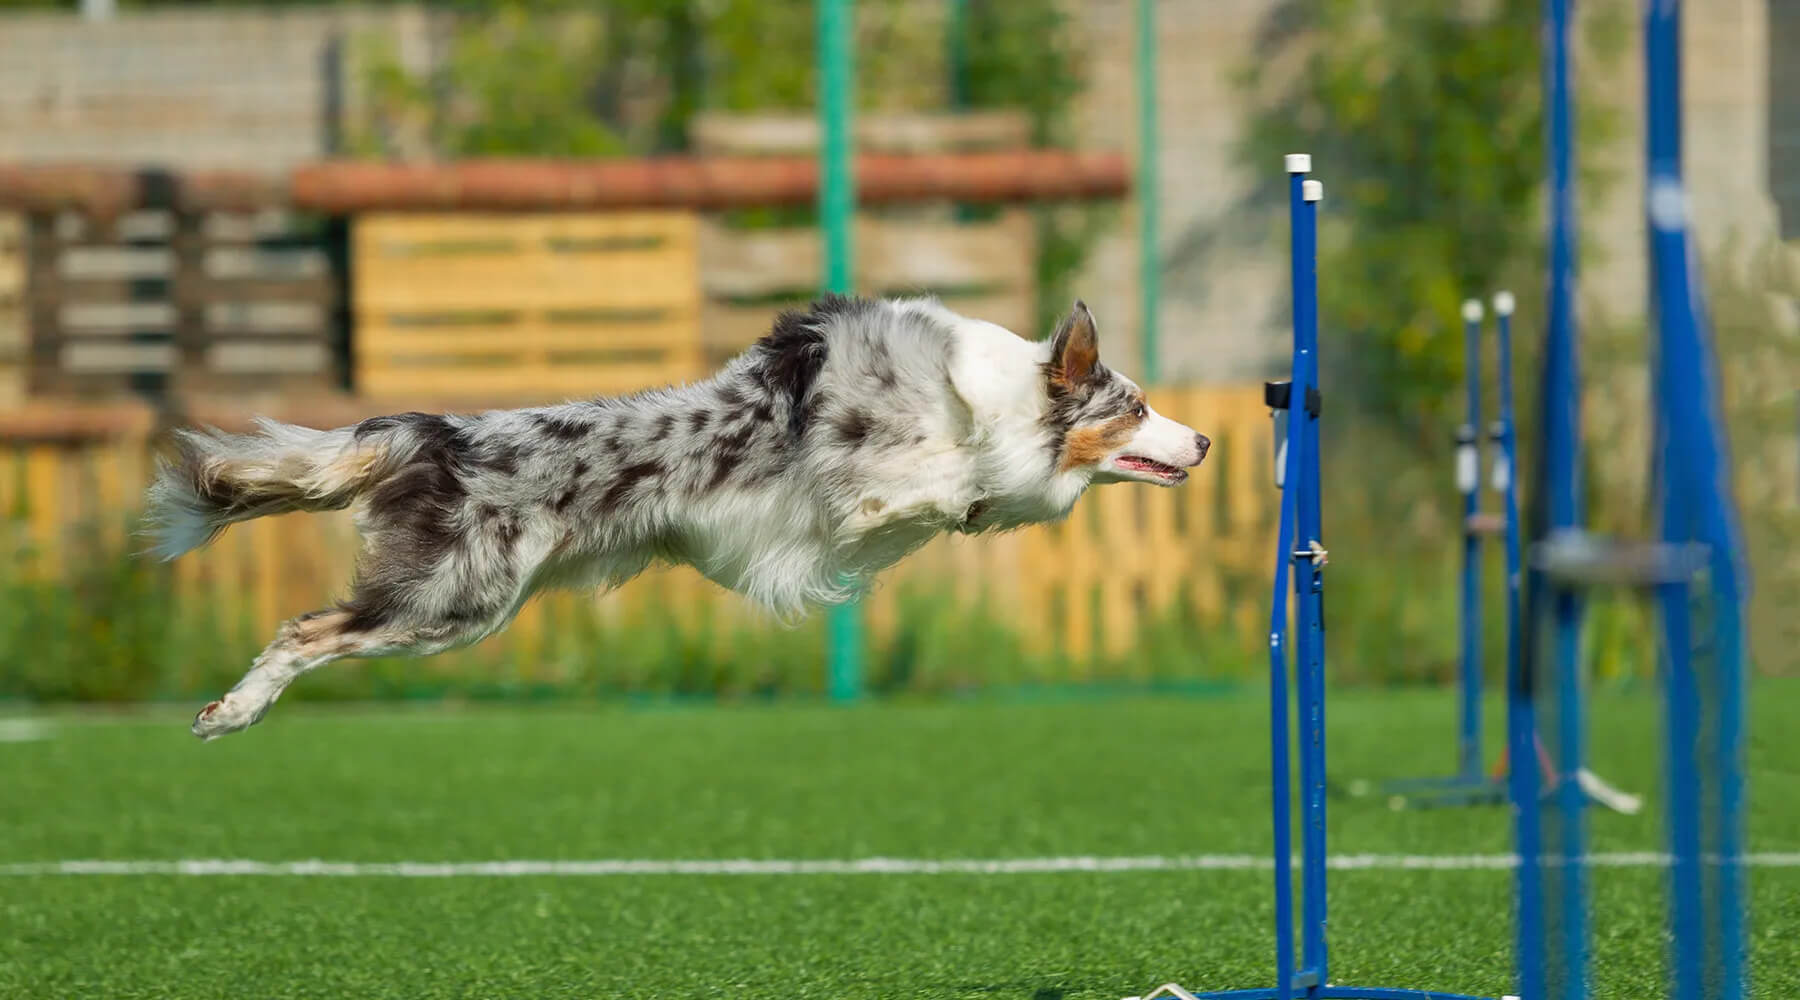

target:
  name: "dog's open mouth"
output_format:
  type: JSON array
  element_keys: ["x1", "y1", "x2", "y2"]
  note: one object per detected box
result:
[{"x1": 1114, "y1": 455, "x2": 1189, "y2": 483}]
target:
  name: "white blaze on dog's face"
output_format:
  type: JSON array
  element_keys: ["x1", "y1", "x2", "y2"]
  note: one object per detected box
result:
[{"x1": 1043, "y1": 301, "x2": 1210, "y2": 486}]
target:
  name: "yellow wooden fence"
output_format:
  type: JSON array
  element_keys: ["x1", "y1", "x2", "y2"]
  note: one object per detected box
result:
[{"x1": 0, "y1": 385, "x2": 1275, "y2": 667}]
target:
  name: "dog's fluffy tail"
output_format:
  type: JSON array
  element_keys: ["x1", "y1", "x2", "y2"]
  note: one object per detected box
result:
[{"x1": 144, "y1": 418, "x2": 404, "y2": 560}]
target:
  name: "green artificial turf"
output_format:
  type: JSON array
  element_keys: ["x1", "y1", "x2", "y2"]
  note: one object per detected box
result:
[{"x1": 2, "y1": 685, "x2": 1796, "y2": 999}]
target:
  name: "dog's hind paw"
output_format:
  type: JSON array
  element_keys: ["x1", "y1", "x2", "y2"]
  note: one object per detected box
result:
[{"x1": 190, "y1": 694, "x2": 265, "y2": 741}]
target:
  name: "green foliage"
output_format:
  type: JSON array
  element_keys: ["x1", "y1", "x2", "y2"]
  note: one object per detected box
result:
[
  {"x1": 0, "y1": 518, "x2": 233, "y2": 702},
  {"x1": 354, "y1": 5, "x2": 629, "y2": 158},
  {"x1": 1691, "y1": 238, "x2": 1800, "y2": 674},
  {"x1": 347, "y1": 0, "x2": 1099, "y2": 337},
  {"x1": 955, "y1": 0, "x2": 1081, "y2": 147},
  {"x1": 1237, "y1": 0, "x2": 1621, "y2": 438},
  {"x1": 952, "y1": 0, "x2": 1111, "y2": 334}
]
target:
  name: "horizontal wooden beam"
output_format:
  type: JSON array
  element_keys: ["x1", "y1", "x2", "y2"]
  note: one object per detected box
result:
[{"x1": 0, "y1": 152, "x2": 1130, "y2": 216}]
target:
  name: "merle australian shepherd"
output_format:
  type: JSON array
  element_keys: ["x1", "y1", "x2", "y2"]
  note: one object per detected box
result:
[{"x1": 146, "y1": 296, "x2": 1210, "y2": 739}]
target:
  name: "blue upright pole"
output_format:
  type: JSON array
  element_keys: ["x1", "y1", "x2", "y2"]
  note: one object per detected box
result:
[
  {"x1": 1370, "y1": 296, "x2": 1506, "y2": 810},
  {"x1": 1293, "y1": 173, "x2": 1328, "y2": 995},
  {"x1": 1528, "y1": 0, "x2": 1586, "y2": 996},
  {"x1": 1260, "y1": 153, "x2": 1313, "y2": 1000},
  {"x1": 1457, "y1": 300, "x2": 1486, "y2": 781},
  {"x1": 1644, "y1": 2, "x2": 1751, "y2": 998},
  {"x1": 1490, "y1": 293, "x2": 1521, "y2": 691},
  {"x1": 1497, "y1": 289, "x2": 1544, "y2": 1000}
]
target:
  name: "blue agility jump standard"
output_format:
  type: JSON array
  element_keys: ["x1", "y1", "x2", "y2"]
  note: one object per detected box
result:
[
  {"x1": 1367, "y1": 297, "x2": 1513, "y2": 810},
  {"x1": 1514, "y1": 0, "x2": 1752, "y2": 997},
  {"x1": 1128, "y1": 155, "x2": 1495, "y2": 1000}
]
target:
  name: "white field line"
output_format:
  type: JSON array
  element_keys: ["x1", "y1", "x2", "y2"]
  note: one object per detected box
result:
[{"x1": 3, "y1": 853, "x2": 1800, "y2": 877}]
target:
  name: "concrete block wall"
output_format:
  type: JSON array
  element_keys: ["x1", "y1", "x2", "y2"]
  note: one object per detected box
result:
[{"x1": 0, "y1": 6, "x2": 440, "y2": 171}]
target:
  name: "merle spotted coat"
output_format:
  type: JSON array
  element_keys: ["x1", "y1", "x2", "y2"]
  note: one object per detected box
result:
[{"x1": 148, "y1": 296, "x2": 1209, "y2": 739}]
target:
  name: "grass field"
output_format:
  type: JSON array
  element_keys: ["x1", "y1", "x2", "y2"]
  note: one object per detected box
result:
[{"x1": 4, "y1": 684, "x2": 1798, "y2": 999}]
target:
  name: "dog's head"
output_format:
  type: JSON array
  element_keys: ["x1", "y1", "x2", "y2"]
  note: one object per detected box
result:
[{"x1": 1041, "y1": 301, "x2": 1209, "y2": 486}]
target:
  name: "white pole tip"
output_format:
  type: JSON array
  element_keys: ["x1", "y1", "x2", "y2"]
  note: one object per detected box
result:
[
  {"x1": 1493, "y1": 290, "x2": 1516, "y2": 316},
  {"x1": 1285, "y1": 153, "x2": 1312, "y2": 174},
  {"x1": 1461, "y1": 300, "x2": 1483, "y2": 323},
  {"x1": 1302, "y1": 179, "x2": 1323, "y2": 202}
]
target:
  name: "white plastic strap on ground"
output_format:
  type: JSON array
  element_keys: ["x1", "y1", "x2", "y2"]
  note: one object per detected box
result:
[{"x1": 3, "y1": 852, "x2": 1798, "y2": 877}]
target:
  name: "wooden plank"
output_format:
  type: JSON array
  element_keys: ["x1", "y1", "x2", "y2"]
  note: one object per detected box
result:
[
  {"x1": 253, "y1": 517, "x2": 283, "y2": 632},
  {"x1": 56, "y1": 211, "x2": 173, "y2": 243},
  {"x1": 59, "y1": 246, "x2": 174, "y2": 280},
  {"x1": 1095, "y1": 486, "x2": 1138, "y2": 659},
  {"x1": 357, "y1": 211, "x2": 693, "y2": 250},
  {"x1": 355, "y1": 361, "x2": 694, "y2": 400},
  {"x1": 206, "y1": 301, "x2": 328, "y2": 335},
  {"x1": 205, "y1": 341, "x2": 333, "y2": 374},
  {"x1": 702, "y1": 290, "x2": 1035, "y2": 365},
  {"x1": 357, "y1": 255, "x2": 697, "y2": 314},
  {"x1": 1144, "y1": 484, "x2": 1182, "y2": 617},
  {"x1": 28, "y1": 274, "x2": 333, "y2": 305},
  {"x1": 58, "y1": 342, "x2": 178, "y2": 374},
  {"x1": 204, "y1": 246, "x2": 328, "y2": 280},
  {"x1": 700, "y1": 213, "x2": 1034, "y2": 298},
  {"x1": 691, "y1": 111, "x2": 1033, "y2": 156},
  {"x1": 862, "y1": 210, "x2": 1035, "y2": 291},
  {"x1": 357, "y1": 312, "x2": 701, "y2": 360},
  {"x1": 59, "y1": 301, "x2": 178, "y2": 332},
  {"x1": 24, "y1": 444, "x2": 62, "y2": 576}
]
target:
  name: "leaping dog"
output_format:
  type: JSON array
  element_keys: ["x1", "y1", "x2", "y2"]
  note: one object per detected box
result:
[{"x1": 146, "y1": 297, "x2": 1209, "y2": 739}]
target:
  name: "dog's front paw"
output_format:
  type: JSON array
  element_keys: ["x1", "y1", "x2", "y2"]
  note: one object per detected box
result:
[{"x1": 190, "y1": 693, "x2": 266, "y2": 741}]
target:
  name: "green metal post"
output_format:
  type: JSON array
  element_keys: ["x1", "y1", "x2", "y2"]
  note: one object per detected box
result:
[
  {"x1": 946, "y1": 0, "x2": 968, "y2": 110},
  {"x1": 819, "y1": 0, "x2": 863, "y2": 703},
  {"x1": 945, "y1": 0, "x2": 977, "y2": 225},
  {"x1": 1135, "y1": 0, "x2": 1160, "y2": 381}
]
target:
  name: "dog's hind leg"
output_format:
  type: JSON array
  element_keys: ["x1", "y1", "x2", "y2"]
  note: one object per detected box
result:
[
  {"x1": 189, "y1": 609, "x2": 430, "y2": 741},
  {"x1": 190, "y1": 543, "x2": 543, "y2": 741}
]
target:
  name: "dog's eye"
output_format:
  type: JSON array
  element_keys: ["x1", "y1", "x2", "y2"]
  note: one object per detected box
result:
[{"x1": 1132, "y1": 403, "x2": 1146, "y2": 419}]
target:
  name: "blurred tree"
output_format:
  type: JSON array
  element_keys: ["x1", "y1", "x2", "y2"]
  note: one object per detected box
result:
[{"x1": 1237, "y1": 0, "x2": 1622, "y2": 442}]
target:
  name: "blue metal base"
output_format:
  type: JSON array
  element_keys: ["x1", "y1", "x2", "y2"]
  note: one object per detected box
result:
[{"x1": 1188, "y1": 987, "x2": 1496, "y2": 1000}]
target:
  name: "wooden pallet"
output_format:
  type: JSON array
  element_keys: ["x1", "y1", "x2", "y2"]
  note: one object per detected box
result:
[
  {"x1": 352, "y1": 212, "x2": 703, "y2": 401},
  {"x1": 0, "y1": 214, "x2": 22, "y2": 405},
  {"x1": 21, "y1": 209, "x2": 338, "y2": 399}
]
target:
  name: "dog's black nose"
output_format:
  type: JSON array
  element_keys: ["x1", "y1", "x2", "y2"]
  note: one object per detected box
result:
[{"x1": 1195, "y1": 433, "x2": 1211, "y2": 460}]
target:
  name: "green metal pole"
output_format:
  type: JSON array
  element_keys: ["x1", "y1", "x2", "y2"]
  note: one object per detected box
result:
[
  {"x1": 945, "y1": 0, "x2": 975, "y2": 224},
  {"x1": 819, "y1": 0, "x2": 863, "y2": 703},
  {"x1": 1135, "y1": 0, "x2": 1160, "y2": 381},
  {"x1": 946, "y1": 0, "x2": 967, "y2": 110}
]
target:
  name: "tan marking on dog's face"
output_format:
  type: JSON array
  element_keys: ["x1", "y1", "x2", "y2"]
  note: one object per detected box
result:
[{"x1": 1059, "y1": 393, "x2": 1148, "y2": 472}]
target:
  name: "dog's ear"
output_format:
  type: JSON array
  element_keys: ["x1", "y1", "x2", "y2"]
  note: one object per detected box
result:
[{"x1": 1048, "y1": 300, "x2": 1101, "y2": 387}]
